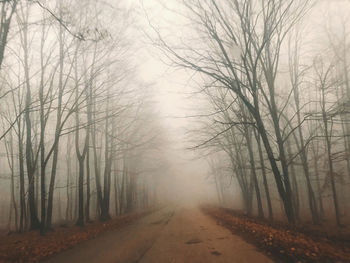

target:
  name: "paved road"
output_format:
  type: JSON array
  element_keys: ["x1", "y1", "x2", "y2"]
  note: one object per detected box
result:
[{"x1": 45, "y1": 206, "x2": 272, "y2": 263}]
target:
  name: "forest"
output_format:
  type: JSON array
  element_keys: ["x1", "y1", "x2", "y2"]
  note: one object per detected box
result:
[
  {"x1": 0, "y1": 0, "x2": 166, "y2": 235},
  {"x1": 148, "y1": 0, "x2": 350, "y2": 227},
  {"x1": 0, "y1": 1, "x2": 350, "y2": 261}
]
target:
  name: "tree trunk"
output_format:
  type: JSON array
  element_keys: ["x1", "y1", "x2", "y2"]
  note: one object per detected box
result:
[
  {"x1": 255, "y1": 113, "x2": 295, "y2": 224},
  {"x1": 255, "y1": 130, "x2": 273, "y2": 221},
  {"x1": 245, "y1": 127, "x2": 264, "y2": 218},
  {"x1": 76, "y1": 159, "x2": 84, "y2": 226},
  {"x1": 85, "y1": 147, "x2": 91, "y2": 222}
]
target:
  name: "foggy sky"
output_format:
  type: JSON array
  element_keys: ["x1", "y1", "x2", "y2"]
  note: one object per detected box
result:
[{"x1": 113, "y1": 0, "x2": 350, "y2": 205}]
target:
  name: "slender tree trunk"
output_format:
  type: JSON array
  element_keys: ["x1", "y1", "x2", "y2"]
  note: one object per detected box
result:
[
  {"x1": 312, "y1": 142, "x2": 324, "y2": 220},
  {"x1": 46, "y1": 6, "x2": 66, "y2": 229},
  {"x1": 101, "y1": 100, "x2": 112, "y2": 221},
  {"x1": 321, "y1": 82, "x2": 341, "y2": 226},
  {"x1": 254, "y1": 130, "x2": 273, "y2": 221},
  {"x1": 214, "y1": 173, "x2": 223, "y2": 205},
  {"x1": 22, "y1": 16, "x2": 40, "y2": 230},
  {"x1": 85, "y1": 148, "x2": 91, "y2": 222},
  {"x1": 5, "y1": 130, "x2": 18, "y2": 231},
  {"x1": 114, "y1": 164, "x2": 119, "y2": 216},
  {"x1": 245, "y1": 127, "x2": 264, "y2": 218},
  {"x1": 0, "y1": 1, "x2": 17, "y2": 71},
  {"x1": 76, "y1": 158, "x2": 84, "y2": 226},
  {"x1": 119, "y1": 159, "x2": 127, "y2": 215},
  {"x1": 17, "y1": 117, "x2": 26, "y2": 232},
  {"x1": 293, "y1": 81, "x2": 319, "y2": 224},
  {"x1": 286, "y1": 139, "x2": 300, "y2": 221},
  {"x1": 253, "y1": 111, "x2": 295, "y2": 223},
  {"x1": 39, "y1": 66, "x2": 46, "y2": 235},
  {"x1": 66, "y1": 150, "x2": 71, "y2": 222}
]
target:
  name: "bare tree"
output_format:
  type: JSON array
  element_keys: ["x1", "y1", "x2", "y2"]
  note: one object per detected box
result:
[{"x1": 151, "y1": 0, "x2": 311, "y2": 223}]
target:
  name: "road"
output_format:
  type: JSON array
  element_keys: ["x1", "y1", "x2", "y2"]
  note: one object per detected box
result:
[{"x1": 45, "y1": 206, "x2": 272, "y2": 263}]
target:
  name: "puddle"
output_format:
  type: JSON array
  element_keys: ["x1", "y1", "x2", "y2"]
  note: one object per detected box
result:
[
  {"x1": 185, "y1": 238, "x2": 202, "y2": 244},
  {"x1": 211, "y1": 251, "x2": 222, "y2": 256},
  {"x1": 150, "y1": 220, "x2": 163, "y2": 225}
]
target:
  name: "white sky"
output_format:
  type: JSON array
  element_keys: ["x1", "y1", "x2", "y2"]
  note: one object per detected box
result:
[{"x1": 122, "y1": 0, "x2": 216, "y2": 203}]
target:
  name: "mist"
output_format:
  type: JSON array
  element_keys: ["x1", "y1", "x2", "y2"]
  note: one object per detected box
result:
[{"x1": 0, "y1": 0, "x2": 350, "y2": 262}]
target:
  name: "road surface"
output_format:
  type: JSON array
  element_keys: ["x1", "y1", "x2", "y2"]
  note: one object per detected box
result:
[{"x1": 45, "y1": 206, "x2": 272, "y2": 263}]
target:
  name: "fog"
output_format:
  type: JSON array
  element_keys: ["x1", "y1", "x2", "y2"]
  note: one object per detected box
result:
[{"x1": 0, "y1": 0, "x2": 350, "y2": 235}]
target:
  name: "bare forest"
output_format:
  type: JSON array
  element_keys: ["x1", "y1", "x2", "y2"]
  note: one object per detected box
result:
[
  {"x1": 0, "y1": 0, "x2": 350, "y2": 262},
  {"x1": 0, "y1": 0, "x2": 167, "y2": 234}
]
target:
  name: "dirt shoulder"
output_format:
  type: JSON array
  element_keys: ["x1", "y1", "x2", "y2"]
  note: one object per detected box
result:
[
  {"x1": 0, "y1": 211, "x2": 153, "y2": 263},
  {"x1": 201, "y1": 206, "x2": 350, "y2": 263}
]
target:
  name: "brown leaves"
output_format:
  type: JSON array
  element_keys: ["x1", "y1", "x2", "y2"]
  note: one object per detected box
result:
[
  {"x1": 202, "y1": 206, "x2": 350, "y2": 262},
  {"x1": 0, "y1": 211, "x2": 151, "y2": 263}
]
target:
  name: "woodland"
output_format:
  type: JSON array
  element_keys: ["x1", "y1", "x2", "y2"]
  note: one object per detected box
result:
[
  {"x1": 0, "y1": 0, "x2": 350, "y2": 241},
  {"x1": 0, "y1": 0, "x2": 165, "y2": 235}
]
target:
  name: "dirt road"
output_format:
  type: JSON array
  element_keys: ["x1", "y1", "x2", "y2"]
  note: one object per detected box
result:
[{"x1": 45, "y1": 207, "x2": 272, "y2": 263}]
